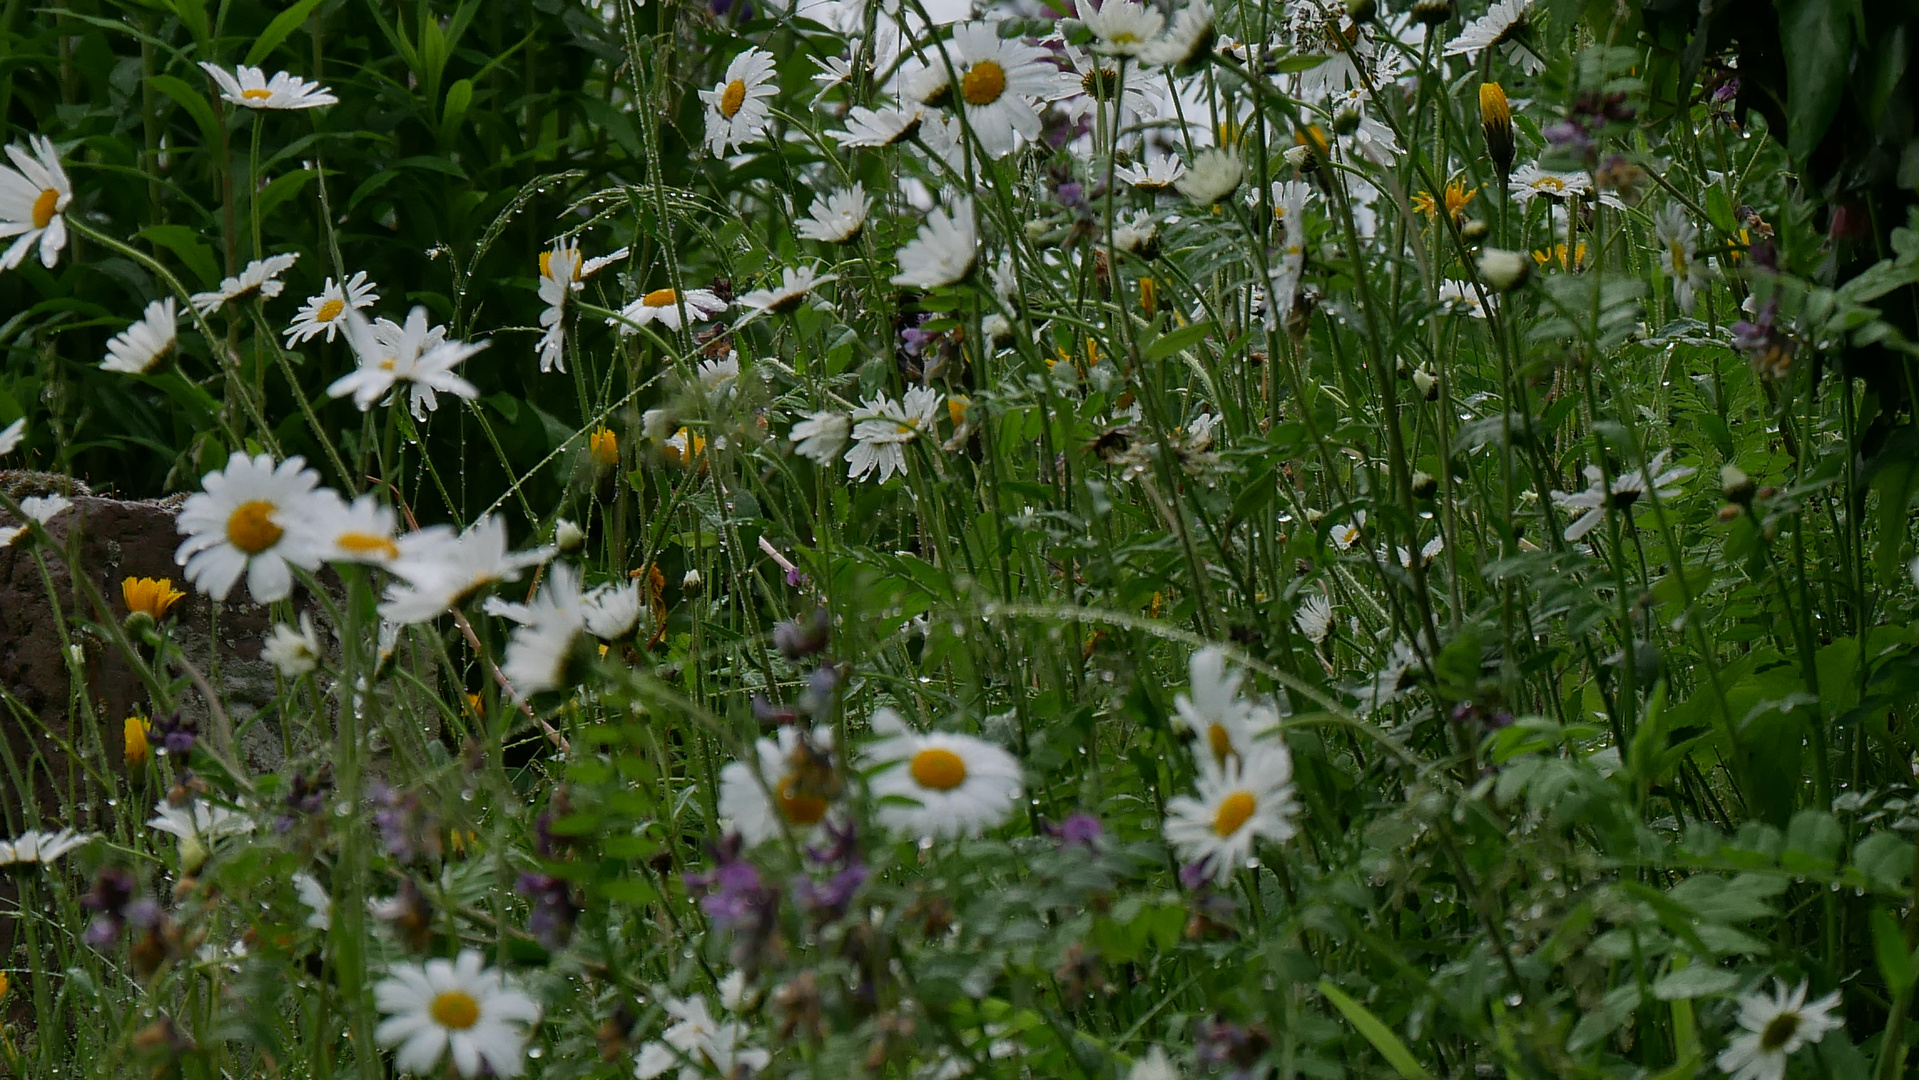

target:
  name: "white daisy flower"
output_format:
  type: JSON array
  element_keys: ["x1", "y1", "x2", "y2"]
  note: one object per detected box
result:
[
  {"x1": 892, "y1": 198, "x2": 977, "y2": 288},
  {"x1": 501, "y1": 563, "x2": 587, "y2": 697},
  {"x1": 1717, "y1": 980, "x2": 1843, "y2": 1080},
  {"x1": 304, "y1": 491, "x2": 402, "y2": 565},
  {"x1": 0, "y1": 135, "x2": 72, "y2": 271},
  {"x1": 1654, "y1": 203, "x2": 1710, "y2": 315},
  {"x1": 1077, "y1": 0, "x2": 1165, "y2": 56},
  {"x1": 700, "y1": 48, "x2": 779, "y2": 157},
  {"x1": 864, "y1": 709, "x2": 1022, "y2": 840},
  {"x1": 100, "y1": 298, "x2": 179, "y2": 375},
  {"x1": 846, "y1": 387, "x2": 942, "y2": 483},
  {"x1": 1322, "y1": 88, "x2": 1400, "y2": 166},
  {"x1": 811, "y1": 52, "x2": 857, "y2": 96},
  {"x1": 611, "y1": 288, "x2": 728, "y2": 334},
  {"x1": 1175, "y1": 148, "x2": 1243, "y2": 206},
  {"x1": 582, "y1": 579, "x2": 644, "y2": 641},
  {"x1": 536, "y1": 247, "x2": 582, "y2": 374},
  {"x1": 1163, "y1": 741, "x2": 1298, "y2": 884},
  {"x1": 0, "y1": 494, "x2": 66, "y2": 545},
  {"x1": 1056, "y1": 41, "x2": 1161, "y2": 136},
  {"x1": 173, "y1": 451, "x2": 327, "y2": 603},
  {"x1": 833, "y1": 104, "x2": 925, "y2": 148},
  {"x1": 796, "y1": 184, "x2": 872, "y2": 244},
  {"x1": 1294, "y1": 593, "x2": 1333, "y2": 644},
  {"x1": 1140, "y1": 0, "x2": 1215, "y2": 68},
  {"x1": 148, "y1": 799, "x2": 253, "y2": 872},
  {"x1": 0, "y1": 827, "x2": 93, "y2": 867},
  {"x1": 292, "y1": 872, "x2": 331, "y2": 930},
  {"x1": 262, "y1": 613, "x2": 322, "y2": 678},
  {"x1": 1436, "y1": 279, "x2": 1490, "y2": 318},
  {"x1": 198, "y1": 62, "x2": 337, "y2": 109},
  {"x1": 790, "y1": 411, "x2": 850, "y2": 466},
  {"x1": 695, "y1": 353, "x2": 740, "y2": 402},
  {"x1": 285, "y1": 271, "x2": 379, "y2": 345},
  {"x1": 1116, "y1": 150, "x2": 1187, "y2": 191},
  {"x1": 718, "y1": 726, "x2": 837, "y2": 845},
  {"x1": 926, "y1": 21, "x2": 1061, "y2": 159},
  {"x1": 740, "y1": 265, "x2": 837, "y2": 317},
  {"x1": 0, "y1": 418, "x2": 22, "y2": 456},
  {"x1": 1130, "y1": 1047, "x2": 1182, "y2": 1080},
  {"x1": 1509, "y1": 163, "x2": 1625, "y2": 209},
  {"x1": 1395, "y1": 535, "x2": 1446, "y2": 569},
  {"x1": 190, "y1": 252, "x2": 299, "y2": 315},
  {"x1": 374, "y1": 950, "x2": 540, "y2": 1079},
  {"x1": 328, "y1": 306, "x2": 485, "y2": 420},
  {"x1": 1173, "y1": 646, "x2": 1281, "y2": 767},
  {"x1": 379, "y1": 517, "x2": 554, "y2": 625},
  {"x1": 635, "y1": 997, "x2": 770, "y2": 1080},
  {"x1": 1442, "y1": 0, "x2": 1544, "y2": 75},
  {"x1": 1112, "y1": 210, "x2": 1158, "y2": 255},
  {"x1": 1330, "y1": 511, "x2": 1364, "y2": 550},
  {"x1": 1551, "y1": 449, "x2": 1693, "y2": 542}
]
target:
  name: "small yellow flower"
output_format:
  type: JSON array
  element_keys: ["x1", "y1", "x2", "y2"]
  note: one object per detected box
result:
[
  {"x1": 1531, "y1": 241, "x2": 1587, "y2": 271},
  {"x1": 588, "y1": 427, "x2": 619, "y2": 468},
  {"x1": 122, "y1": 576, "x2": 185, "y2": 622},
  {"x1": 1479, "y1": 82, "x2": 1513, "y2": 180},
  {"x1": 947, "y1": 395, "x2": 971, "y2": 428},
  {"x1": 664, "y1": 427, "x2": 708, "y2": 468},
  {"x1": 125, "y1": 715, "x2": 151, "y2": 768},
  {"x1": 0, "y1": 969, "x2": 9, "y2": 1001},
  {"x1": 1412, "y1": 178, "x2": 1480, "y2": 223}
]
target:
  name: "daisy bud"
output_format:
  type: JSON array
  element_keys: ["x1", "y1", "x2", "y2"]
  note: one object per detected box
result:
[
  {"x1": 1479, "y1": 83, "x2": 1514, "y2": 184},
  {"x1": 1720, "y1": 463, "x2": 1756, "y2": 505},
  {"x1": 1477, "y1": 248, "x2": 1531, "y2": 292},
  {"x1": 125, "y1": 716, "x2": 151, "y2": 769},
  {"x1": 1332, "y1": 107, "x2": 1362, "y2": 136},
  {"x1": 1412, "y1": 366, "x2": 1440, "y2": 400},
  {"x1": 1282, "y1": 144, "x2": 1315, "y2": 169},
  {"x1": 1411, "y1": 471, "x2": 1438, "y2": 499},
  {"x1": 1412, "y1": 0, "x2": 1453, "y2": 23},
  {"x1": 682, "y1": 569, "x2": 704, "y2": 593},
  {"x1": 554, "y1": 518, "x2": 586, "y2": 552},
  {"x1": 1459, "y1": 219, "x2": 1490, "y2": 243}
]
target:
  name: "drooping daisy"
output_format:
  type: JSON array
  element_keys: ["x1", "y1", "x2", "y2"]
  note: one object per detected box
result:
[
  {"x1": 0, "y1": 135, "x2": 72, "y2": 271},
  {"x1": 1294, "y1": 593, "x2": 1333, "y2": 644},
  {"x1": 173, "y1": 451, "x2": 327, "y2": 604},
  {"x1": 892, "y1": 199, "x2": 977, "y2": 289},
  {"x1": 284, "y1": 271, "x2": 379, "y2": 345},
  {"x1": 864, "y1": 709, "x2": 1022, "y2": 840},
  {"x1": 199, "y1": 62, "x2": 338, "y2": 109},
  {"x1": 796, "y1": 184, "x2": 872, "y2": 244},
  {"x1": 379, "y1": 517, "x2": 554, "y2": 625},
  {"x1": 1163, "y1": 741, "x2": 1298, "y2": 884},
  {"x1": 926, "y1": 22, "x2": 1062, "y2": 159},
  {"x1": 790, "y1": 411, "x2": 850, "y2": 466},
  {"x1": 740, "y1": 265, "x2": 837, "y2": 318},
  {"x1": 1139, "y1": 0, "x2": 1215, "y2": 69},
  {"x1": 611, "y1": 288, "x2": 728, "y2": 334},
  {"x1": 1116, "y1": 150, "x2": 1187, "y2": 191},
  {"x1": 0, "y1": 827, "x2": 93, "y2": 867},
  {"x1": 833, "y1": 104, "x2": 924, "y2": 148},
  {"x1": 1442, "y1": 0, "x2": 1544, "y2": 75},
  {"x1": 1079, "y1": 0, "x2": 1166, "y2": 56},
  {"x1": 374, "y1": 950, "x2": 540, "y2": 1079},
  {"x1": 190, "y1": 252, "x2": 299, "y2": 315},
  {"x1": 1322, "y1": 88, "x2": 1401, "y2": 166},
  {"x1": 1173, "y1": 647, "x2": 1282, "y2": 767},
  {"x1": 536, "y1": 247, "x2": 582, "y2": 374},
  {"x1": 635, "y1": 996, "x2": 770, "y2": 1080},
  {"x1": 719, "y1": 726, "x2": 839, "y2": 845},
  {"x1": 0, "y1": 418, "x2": 21, "y2": 456},
  {"x1": 1551, "y1": 449, "x2": 1693, "y2": 542},
  {"x1": 100, "y1": 298, "x2": 179, "y2": 375},
  {"x1": 1654, "y1": 203, "x2": 1710, "y2": 315},
  {"x1": 262, "y1": 614, "x2": 322, "y2": 678},
  {"x1": 700, "y1": 48, "x2": 779, "y2": 157},
  {"x1": 846, "y1": 387, "x2": 943, "y2": 483},
  {"x1": 501, "y1": 563, "x2": 587, "y2": 697},
  {"x1": 1175, "y1": 148, "x2": 1243, "y2": 206},
  {"x1": 1717, "y1": 980, "x2": 1843, "y2": 1080},
  {"x1": 328, "y1": 307, "x2": 485, "y2": 419},
  {"x1": 1435, "y1": 280, "x2": 1490, "y2": 318}
]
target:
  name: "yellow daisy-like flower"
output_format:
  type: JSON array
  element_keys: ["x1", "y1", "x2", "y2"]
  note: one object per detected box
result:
[
  {"x1": 123, "y1": 575, "x2": 185, "y2": 621},
  {"x1": 1411, "y1": 178, "x2": 1480, "y2": 223},
  {"x1": 588, "y1": 427, "x2": 619, "y2": 468},
  {"x1": 125, "y1": 716, "x2": 151, "y2": 769}
]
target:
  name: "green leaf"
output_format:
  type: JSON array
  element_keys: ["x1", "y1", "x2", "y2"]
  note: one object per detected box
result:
[
  {"x1": 253, "y1": 169, "x2": 316, "y2": 223},
  {"x1": 149, "y1": 74, "x2": 222, "y2": 152},
  {"x1": 243, "y1": 0, "x2": 329, "y2": 67},
  {"x1": 1317, "y1": 981, "x2": 1432, "y2": 1080},
  {"x1": 1144, "y1": 320, "x2": 1215, "y2": 363},
  {"x1": 1650, "y1": 965, "x2": 1739, "y2": 1000},
  {"x1": 1777, "y1": 0, "x2": 1854, "y2": 160},
  {"x1": 1872, "y1": 908, "x2": 1915, "y2": 992},
  {"x1": 136, "y1": 224, "x2": 219, "y2": 288}
]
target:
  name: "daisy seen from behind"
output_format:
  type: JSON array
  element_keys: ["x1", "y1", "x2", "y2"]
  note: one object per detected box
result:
[
  {"x1": 1175, "y1": 148, "x2": 1243, "y2": 206},
  {"x1": 1116, "y1": 150, "x2": 1187, "y2": 191},
  {"x1": 0, "y1": 418, "x2": 21, "y2": 456},
  {"x1": 846, "y1": 386, "x2": 942, "y2": 483},
  {"x1": 892, "y1": 198, "x2": 977, "y2": 288},
  {"x1": 500, "y1": 563, "x2": 588, "y2": 697},
  {"x1": 380, "y1": 517, "x2": 554, "y2": 625},
  {"x1": 719, "y1": 726, "x2": 839, "y2": 846},
  {"x1": 374, "y1": 950, "x2": 540, "y2": 1079},
  {"x1": 1139, "y1": 0, "x2": 1215, "y2": 69},
  {"x1": 1173, "y1": 646, "x2": 1281, "y2": 768},
  {"x1": 1164, "y1": 740, "x2": 1299, "y2": 884},
  {"x1": 1443, "y1": 0, "x2": 1544, "y2": 75},
  {"x1": 701, "y1": 48, "x2": 779, "y2": 157},
  {"x1": 834, "y1": 105, "x2": 924, "y2": 148},
  {"x1": 0, "y1": 828, "x2": 93, "y2": 867},
  {"x1": 0, "y1": 135, "x2": 71, "y2": 271},
  {"x1": 285, "y1": 271, "x2": 378, "y2": 345},
  {"x1": 790, "y1": 411, "x2": 850, "y2": 466},
  {"x1": 100, "y1": 298, "x2": 178, "y2": 375},
  {"x1": 740, "y1": 265, "x2": 836, "y2": 318},
  {"x1": 864, "y1": 708, "x2": 1022, "y2": 841},
  {"x1": 1716, "y1": 980, "x2": 1842, "y2": 1080},
  {"x1": 173, "y1": 451, "x2": 327, "y2": 604},
  {"x1": 1552, "y1": 449, "x2": 1693, "y2": 542},
  {"x1": 191, "y1": 253, "x2": 299, "y2": 315},
  {"x1": 199, "y1": 62, "x2": 337, "y2": 109},
  {"x1": 797, "y1": 184, "x2": 872, "y2": 243}
]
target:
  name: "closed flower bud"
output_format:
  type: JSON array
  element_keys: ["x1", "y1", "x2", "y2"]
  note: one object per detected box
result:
[
  {"x1": 1477, "y1": 248, "x2": 1531, "y2": 292},
  {"x1": 1720, "y1": 463, "x2": 1756, "y2": 505},
  {"x1": 1459, "y1": 218, "x2": 1490, "y2": 243},
  {"x1": 1345, "y1": 0, "x2": 1377, "y2": 20},
  {"x1": 1479, "y1": 82, "x2": 1514, "y2": 183},
  {"x1": 1412, "y1": 366, "x2": 1440, "y2": 400},
  {"x1": 1282, "y1": 144, "x2": 1314, "y2": 170},
  {"x1": 1411, "y1": 471, "x2": 1438, "y2": 499},
  {"x1": 682, "y1": 569, "x2": 704, "y2": 593},
  {"x1": 1332, "y1": 106, "x2": 1362, "y2": 135},
  {"x1": 1412, "y1": 0, "x2": 1453, "y2": 25},
  {"x1": 125, "y1": 716, "x2": 151, "y2": 769},
  {"x1": 554, "y1": 518, "x2": 586, "y2": 552}
]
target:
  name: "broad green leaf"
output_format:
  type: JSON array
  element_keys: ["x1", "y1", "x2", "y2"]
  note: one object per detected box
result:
[
  {"x1": 1144, "y1": 320, "x2": 1214, "y2": 363},
  {"x1": 149, "y1": 75, "x2": 222, "y2": 152},
  {"x1": 136, "y1": 225, "x2": 219, "y2": 288},
  {"x1": 1777, "y1": 0, "x2": 1853, "y2": 160},
  {"x1": 1317, "y1": 981, "x2": 1432, "y2": 1080},
  {"x1": 244, "y1": 0, "x2": 330, "y2": 67}
]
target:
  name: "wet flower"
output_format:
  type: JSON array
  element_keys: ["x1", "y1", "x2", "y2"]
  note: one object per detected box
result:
[
  {"x1": 516, "y1": 873, "x2": 579, "y2": 949},
  {"x1": 797, "y1": 184, "x2": 871, "y2": 243},
  {"x1": 1717, "y1": 980, "x2": 1842, "y2": 1080},
  {"x1": 173, "y1": 451, "x2": 327, "y2": 604},
  {"x1": 701, "y1": 48, "x2": 779, "y2": 157},
  {"x1": 189, "y1": 253, "x2": 298, "y2": 315},
  {"x1": 100, "y1": 298, "x2": 179, "y2": 375},
  {"x1": 374, "y1": 950, "x2": 540, "y2": 1078},
  {"x1": 0, "y1": 827, "x2": 93, "y2": 867},
  {"x1": 1176, "y1": 148, "x2": 1243, "y2": 206},
  {"x1": 0, "y1": 132, "x2": 68, "y2": 271},
  {"x1": 1078, "y1": 0, "x2": 1165, "y2": 56},
  {"x1": 864, "y1": 708, "x2": 1023, "y2": 840},
  {"x1": 892, "y1": 199, "x2": 977, "y2": 288},
  {"x1": 262, "y1": 614, "x2": 322, "y2": 677},
  {"x1": 1443, "y1": 0, "x2": 1543, "y2": 74},
  {"x1": 1165, "y1": 742, "x2": 1298, "y2": 884},
  {"x1": 1654, "y1": 203, "x2": 1710, "y2": 315},
  {"x1": 285, "y1": 271, "x2": 379, "y2": 345},
  {"x1": 1551, "y1": 449, "x2": 1693, "y2": 541},
  {"x1": 124, "y1": 715, "x2": 151, "y2": 768},
  {"x1": 1140, "y1": 0, "x2": 1215, "y2": 69},
  {"x1": 199, "y1": 62, "x2": 337, "y2": 109},
  {"x1": 846, "y1": 387, "x2": 942, "y2": 483}
]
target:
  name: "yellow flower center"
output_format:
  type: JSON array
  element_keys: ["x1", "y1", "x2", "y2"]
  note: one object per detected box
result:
[
  {"x1": 1537, "y1": 177, "x2": 1565, "y2": 192},
  {"x1": 314, "y1": 298, "x2": 345, "y2": 323},
  {"x1": 1205, "y1": 723, "x2": 1235, "y2": 767},
  {"x1": 909, "y1": 747, "x2": 969, "y2": 791},
  {"x1": 430, "y1": 990, "x2": 481, "y2": 1030},
  {"x1": 32, "y1": 188, "x2": 59, "y2": 229},
  {"x1": 242, "y1": 88, "x2": 275, "y2": 101},
  {"x1": 719, "y1": 79, "x2": 748, "y2": 119},
  {"x1": 539, "y1": 250, "x2": 582, "y2": 281},
  {"x1": 642, "y1": 288, "x2": 679, "y2": 308},
  {"x1": 225, "y1": 500, "x2": 283, "y2": 555},
  {"x1": 776, "y1": 772, "x2": 830, "y2": 825},
  {"x1": 1759, "y1": 1011, "x2": 1800, "y2": 1052},
  {"x1": 1212, "y1": 790, "x2": 1257, "y2": 837},
  {"x1": 337, "y1": 532, "x2": 399, "y2": 560},
  {"x1": 961, "y1": 60, "x2": 1007, "y2": 107},
  {"x1": 1669, "y1": 242, "x2": 1688, "y2": 275}
]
